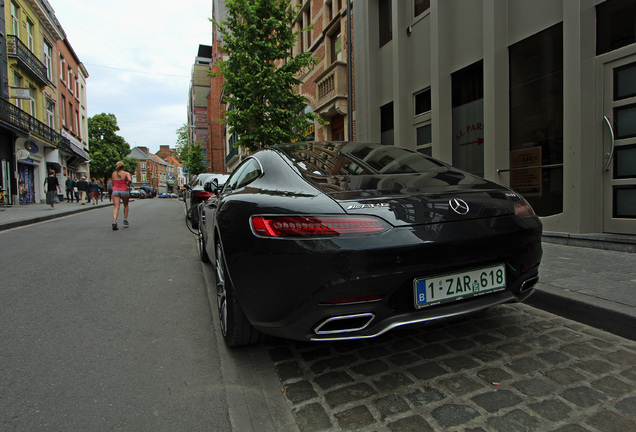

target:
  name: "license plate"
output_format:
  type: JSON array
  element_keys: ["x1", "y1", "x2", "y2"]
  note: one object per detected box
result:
[{"x1": 414, "y1": 264, "x2": 506, "y2": 309}]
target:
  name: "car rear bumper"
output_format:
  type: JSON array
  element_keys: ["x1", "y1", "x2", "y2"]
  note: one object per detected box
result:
[{"x1": 224, "y1": 215, "x2": 542, "y2": 341}]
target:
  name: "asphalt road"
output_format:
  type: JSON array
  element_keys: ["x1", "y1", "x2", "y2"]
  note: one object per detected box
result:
[{"x1": 0, "y1": 199, "x2": 230, "y2": 431}]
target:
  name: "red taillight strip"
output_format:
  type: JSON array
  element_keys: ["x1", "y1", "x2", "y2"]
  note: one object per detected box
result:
[{"x1": 250, "y1": 215, "x2": 391, "y2": 238}]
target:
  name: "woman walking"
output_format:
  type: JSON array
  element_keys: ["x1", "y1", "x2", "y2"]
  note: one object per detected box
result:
[
  {"x1": 44, "y1": 170, "x2": 61, "y2": 209},
  {"x1": 111, "y1": 161, "x2": 132, "y2": 230}
]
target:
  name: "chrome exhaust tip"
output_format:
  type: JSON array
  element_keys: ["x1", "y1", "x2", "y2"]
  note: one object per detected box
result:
[
  {"x1": 520, "y1": 276, "x2": 539, "y2": 293},
  {"x1": 314, "y1": 313, "x2": 375, "y2": 335}
]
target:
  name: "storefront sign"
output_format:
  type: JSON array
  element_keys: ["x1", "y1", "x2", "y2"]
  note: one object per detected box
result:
[
  {"x1": 17, "y1": 149, "x2": 30, "y2": 160},
  {"x1": 510, "y1": 147, "x2": 542, "y2": 197}
]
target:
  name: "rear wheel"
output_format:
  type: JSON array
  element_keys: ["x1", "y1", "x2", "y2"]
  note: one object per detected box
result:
[
  {"x1": 215, "y1": 241, "x2": 263, "y2": 347},
  {"x1": 197, "y1": 225, "x2": 210, "y2": 262}
]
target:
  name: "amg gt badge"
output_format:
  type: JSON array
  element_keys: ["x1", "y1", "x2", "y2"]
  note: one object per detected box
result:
[
  {"x1": 449, "y1": 198, "x2": 469, "y2": 215},
  {"x1": 347, "y1": 203, "x2": 390, "y2": 210}
]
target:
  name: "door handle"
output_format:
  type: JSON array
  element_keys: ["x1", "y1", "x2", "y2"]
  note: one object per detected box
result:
[{"x1": 603, "y1": 115, "x2": 615, "y2": 172}]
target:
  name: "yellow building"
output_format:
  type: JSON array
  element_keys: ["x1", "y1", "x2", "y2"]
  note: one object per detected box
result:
[{"x1": 1, "y1": 0, "x2": 89, "y2": 205}]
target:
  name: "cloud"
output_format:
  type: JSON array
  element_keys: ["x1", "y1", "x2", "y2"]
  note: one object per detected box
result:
[{"x1": 52, "y1": 0, "x2": 212, "y2": 153}]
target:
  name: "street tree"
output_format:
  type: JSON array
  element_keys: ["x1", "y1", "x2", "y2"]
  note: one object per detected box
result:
[
  {"x1": 175, "y1": 124, "x2": 207, "y2": 177},
  {"x1": 216, "y1": 0, "x2": 319, "y2": 152},
  {"x1": 88, "y1": 113, "x2": 137, "y2": 181}
]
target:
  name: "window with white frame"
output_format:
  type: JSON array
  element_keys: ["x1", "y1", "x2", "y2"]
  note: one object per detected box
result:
[
  {"x1": 28, "y1": 87, "x2": 36, "y2": 115},
  {"x1": 11, "y1": 2, "x2": 19, "y2": 37},
  {"x1": 43, "y1": 42, "x2": 53, "y2": 80},
  {"x1": 26, "y1": 20, "x2": 34, "y2": 51},
  {"x1": 59, "y1": 56, "x2": 65, "y2": 83},
  {"x1": 46, "y1": 99, "x2": 55, "y2": 128},
  {"x1": 13, "y1": 74, "x2": 22, "y2": 109},
  {"x1": 61, "y1": 95, "x2": 66, "y2": 126},
  {"x1": 68, "y1": 101, "x2": 73, "y2": 131}
]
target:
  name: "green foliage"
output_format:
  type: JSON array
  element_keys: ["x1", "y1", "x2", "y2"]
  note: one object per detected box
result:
[
  {"x1": 216, "y1": 0, "x2": 319, "y2": 152},
  {"x1": 175, "y1": 124, "x2": 207, "y2": 177},
  {"x1": 88, "y1": 113, "x2": 137, "y2": 180}
]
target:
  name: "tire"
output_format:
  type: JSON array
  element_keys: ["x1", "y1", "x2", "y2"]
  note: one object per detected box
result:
[
  {"x1": 197, "y1": 226, "x2": 210, "y2": 263},
  {"x1": 215, "y1": 241, "x2": 263, "y2": 347}
]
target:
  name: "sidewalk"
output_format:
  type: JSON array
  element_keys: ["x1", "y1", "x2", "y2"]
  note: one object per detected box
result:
[
  {"x1": 1, "y1": 202, "x2": 634, "y2": 340},
  {"x1": 0, "y1": 200, "x2": 114, "y2": 231}
]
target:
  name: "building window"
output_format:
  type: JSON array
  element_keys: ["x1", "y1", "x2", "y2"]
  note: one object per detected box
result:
[
  {"x1": 379, "y1": 0, "x2": 392, "y2": 47},
  {"x1": 414, "y1": 0, "x2": 430, "y2": 17},
  {"x1": 61, "y1": 95, "x2": 66, "y2": 126},
  {"x1": 380, "y1": 102, "x2": 394, "y2": 146},
  {"x1": 68, "y1": 102, "x2": 74, "y2": 131},
  {"x1": 59, "y1": 56, "x2": 65, "y2": 83},
  {"x1": 29, "y1": 87, "x2": 36, "y2": 115},
  {"x1": 509, "y1": 23, "x2": 563, "y2": 216},
  {"x1": 414, "y1": 89, "x2": 431, "y2": 116},
  {"x1": 597, "y1": 0, "x2": 636, "y2": 55},
  {"x1": 44, "y1": 42, "x2": 53, "y2": 80},
  {"x1": 11, "y1": 2, "x2": 19, "y2": 37},
  {"x1": 330, "y1": 28, "x2": 342, "y2": 63},
  {"x1": 26, "y1": 20, "x2": 34, "y2": 51},
  {"x1": 452, "y1": 61, "x2": 484, "y2": 177},
  {"x1": 13, "y1": 74, "x2": 22, "y2": 109},
  {"x1": 301, "y1": 1, "x2": 312, "y2": 52},
  {"x1": 46, "y1": 99, "x2": 55, "y2": 128}
]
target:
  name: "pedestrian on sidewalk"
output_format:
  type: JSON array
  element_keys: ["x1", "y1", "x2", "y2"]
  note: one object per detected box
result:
[
  {"x1": 111, "y1": 161, "x2": 132, "y2": 230},
  {"x1": 44, "y1": 170, "x2": 61, "y2": 209},
  {"x1": 89, "y1": 178, "x2": 100, "y2": 205},
  {"x1": 73, "y1": 177, "x2": 80, "y2": 202},
  {"x1": 107, "y1": 179, "x2": 113, "y2": 201},
  {"x1": 76, "y1": 176, "x2": 89, "y2": 205},
  {"x1": 65, "y1": 176, "x2": 75, "y2": 202}
]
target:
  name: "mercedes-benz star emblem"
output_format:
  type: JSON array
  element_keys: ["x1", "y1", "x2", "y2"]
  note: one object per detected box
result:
[{"x1": 449, "y1": 198, "x2": 469, "y2": 215}]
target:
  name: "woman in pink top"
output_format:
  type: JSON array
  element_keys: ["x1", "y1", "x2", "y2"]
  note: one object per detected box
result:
[{"x1": 111, "y1": 161, "x2": 132, "y2": 230}]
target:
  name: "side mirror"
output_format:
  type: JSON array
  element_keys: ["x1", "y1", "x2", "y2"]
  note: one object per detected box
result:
[{"x1": 203, "y1": 179, "x2": 219, "y2": 193}]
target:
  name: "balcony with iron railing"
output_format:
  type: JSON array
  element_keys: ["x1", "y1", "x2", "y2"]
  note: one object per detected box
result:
[
  {"x1": 6, "y1": 35, "x2": 50, "y2": 86},
  {"x1": 0, "y1": 97, "x2": 72, "y2": 152}
]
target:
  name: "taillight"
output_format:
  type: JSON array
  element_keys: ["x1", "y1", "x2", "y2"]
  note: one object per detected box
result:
[
  {"x1": 250, "y1": 215, "x2": 391, "y2": 238},
  {"x1": 515, "y1": 199, "x2": 536, "y2": 217},
  {"x1": 195, "y1": 191, "x2": 213, "y2": 199}
]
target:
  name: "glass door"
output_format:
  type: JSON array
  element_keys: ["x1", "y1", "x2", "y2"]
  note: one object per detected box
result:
[{"x1": 603, "y1": 55, "x2": 636, "y2": 234}]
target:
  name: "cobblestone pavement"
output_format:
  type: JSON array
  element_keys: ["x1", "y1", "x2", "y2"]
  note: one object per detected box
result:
[{"x1": 266, "y1": 304, "x2": 636, "y2": 432}]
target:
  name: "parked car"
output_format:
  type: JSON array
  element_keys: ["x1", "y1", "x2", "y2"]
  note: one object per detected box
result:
[
  {"x1": 129, "y1": 189, "x2": 141, "y2": 198},
  {"x1": 184, "y1": 173, "x2": 230, "y2": 229},
  {"x1": 138, "y1": 186, "x2": 155, "y2": 198},
  {"x1": 198, "y1": 142, "x2": 543, "y2": 347}
]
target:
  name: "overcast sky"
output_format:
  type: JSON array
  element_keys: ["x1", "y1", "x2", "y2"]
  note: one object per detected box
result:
[{"x1": 51, "y1": 0, "x2": 213, "y2": 154}]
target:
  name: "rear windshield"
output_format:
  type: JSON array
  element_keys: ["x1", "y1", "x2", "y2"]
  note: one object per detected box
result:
[{"x1": 278, "y1": 142, "x2": 444, "y2": 176}]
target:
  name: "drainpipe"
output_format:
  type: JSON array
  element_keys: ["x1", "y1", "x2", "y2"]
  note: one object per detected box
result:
[{"x1": 347, "y1": 0, "x2": 353, "y2": 141}]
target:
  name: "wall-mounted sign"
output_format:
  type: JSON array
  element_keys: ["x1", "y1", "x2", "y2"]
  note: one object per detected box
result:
[
  {"x1": 24, "y1": 141, "x2": 39, "y2": 154},
  {"x1": 17, "y1": 149, "x2": 30, "y2": 160},
  {"x1": 510, "y1": 147, "x2": 542, "y2": 197},
  {"x1": 9, "y1": 87, "x2": 32, "y2": 100}
]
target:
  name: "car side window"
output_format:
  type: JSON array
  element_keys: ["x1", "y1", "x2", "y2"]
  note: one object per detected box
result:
[{"x1": 226, "y1": 159, "x2": 262, "y2": 191}]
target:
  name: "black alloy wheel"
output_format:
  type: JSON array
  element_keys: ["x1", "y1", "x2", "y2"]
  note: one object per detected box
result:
[
  {"x1": 214, "y1": 240, "x2": 263, "y2": 347},
  {"x1": 197, "y1": 226, "x2": 210, "y2": 262}
]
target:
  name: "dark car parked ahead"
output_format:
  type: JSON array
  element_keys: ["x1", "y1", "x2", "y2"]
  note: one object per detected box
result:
[
  {"x1": 184, "y1": 173, "x2": 230, "y2": 229},
  {"x1": 198, "y1": 142, "x2": 543, "y2": 347}
]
